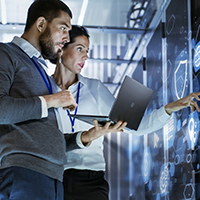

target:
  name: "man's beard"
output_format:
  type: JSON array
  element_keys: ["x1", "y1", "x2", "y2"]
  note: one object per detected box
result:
[{"x1": 39, "y1": 26, "x2": 58, "y2": 61}]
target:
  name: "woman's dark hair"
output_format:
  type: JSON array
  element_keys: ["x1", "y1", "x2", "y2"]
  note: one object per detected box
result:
[
  {"x1": 25, "y1": 0, "x2": 72, "y2": 32},
  {"x1": 63, "y1": 25, "x2": 90, "y2": 49}
]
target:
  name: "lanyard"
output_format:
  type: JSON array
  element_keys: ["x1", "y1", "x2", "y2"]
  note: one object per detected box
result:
[
  {"x1": 67, "y1": 82, "x2": 81, "y2": 132},
  {"x1": 31, "y1": 57, "x2": 53, "y2": 94}
]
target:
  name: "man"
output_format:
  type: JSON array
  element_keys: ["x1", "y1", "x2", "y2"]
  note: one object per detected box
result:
[{"x1": 0, "y1": 0, "x2": 126, "y2": 200}]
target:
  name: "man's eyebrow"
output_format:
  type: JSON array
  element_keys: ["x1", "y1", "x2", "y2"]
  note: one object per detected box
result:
[
  {"x1": 61, "y1": 22, "x2": 71, "y2": 29},
  {"x1": 66, "y1": 23, "x2": 71, "y2": 29}
]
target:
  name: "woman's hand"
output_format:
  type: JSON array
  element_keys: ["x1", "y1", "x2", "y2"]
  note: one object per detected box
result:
[
  {"x1": 164, "y1": 92, "x2": 200, "y2": 115},
  {"x1": 81, "y1": 120, "x2": 127, "y2": 146}
]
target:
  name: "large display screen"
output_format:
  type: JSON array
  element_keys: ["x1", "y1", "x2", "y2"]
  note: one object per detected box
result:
[
  {"x1": 104, "y1": 0, "x2": 200, "y2": 199},
  {"x1": 144, "y1": 21, "x2": 165, "y2": 200}
]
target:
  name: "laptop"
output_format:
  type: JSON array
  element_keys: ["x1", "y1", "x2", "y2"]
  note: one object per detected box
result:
[{"x1": 69, "y1": 76, "x2": 153, "y2": 131}]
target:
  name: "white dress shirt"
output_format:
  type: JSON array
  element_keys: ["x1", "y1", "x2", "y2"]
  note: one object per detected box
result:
[{"x1": 56, "y1": 74, "x2": 171, "y2": 171}]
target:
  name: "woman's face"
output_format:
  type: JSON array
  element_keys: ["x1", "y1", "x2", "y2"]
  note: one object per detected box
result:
[{"x1": 62, "y1": 35, "x2": 89, "y2": 74}]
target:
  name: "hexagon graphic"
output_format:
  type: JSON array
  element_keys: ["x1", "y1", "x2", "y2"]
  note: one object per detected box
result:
[{"x1": 183, "y1": 183, "x2": 194, "y2": 199}]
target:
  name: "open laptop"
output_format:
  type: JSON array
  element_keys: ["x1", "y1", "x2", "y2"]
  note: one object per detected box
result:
[{"x1": 69, "y1": 76, "x2": 153, "y2": 131}]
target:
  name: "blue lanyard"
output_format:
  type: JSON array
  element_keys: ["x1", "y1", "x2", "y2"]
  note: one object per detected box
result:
[
  {"x1": 31, "y1": 57, "x2": 53, "y2": 94},
  {"x1": 67, "y1": 82, "x2": 81, "y2": 132}
]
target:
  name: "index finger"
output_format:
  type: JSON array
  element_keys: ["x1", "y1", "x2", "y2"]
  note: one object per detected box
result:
[
  {"x1": 63, "y1": 104, "x2": 77, "y2": 111},
  {"x1": 93, "y1": 119, "x2": 99, "y2": 128},
  {"x1": 192, "y1": 92, "x2": 200, "y2": 101},
  {"x1": 111, "y1": 121, "x2": 127, "y2": 131},
  {"x1": 115, "y1": 122, "x2": 127, "y2": 132},
  {"x1": 192, "y1": 101, "x2": 200, "y2": 112},
  {"x1": 104, "y1": 121, "x2": 112, "y2": 129},
  {"x1": 120, "y1": 122, "x2": 127, "y2": 130}
]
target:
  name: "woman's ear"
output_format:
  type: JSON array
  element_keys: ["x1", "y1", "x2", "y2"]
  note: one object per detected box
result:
[
  {"x1": 36, "y1": 16, "x2": 47, "y2": 33},
  {"x1": 58, "y1": 49, "x2": 63, "y2": 63}
]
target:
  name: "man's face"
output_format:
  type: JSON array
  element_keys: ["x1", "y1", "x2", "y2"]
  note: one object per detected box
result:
[{"x1": 39, "y1": 11, "x2": 71, "y2": 60}]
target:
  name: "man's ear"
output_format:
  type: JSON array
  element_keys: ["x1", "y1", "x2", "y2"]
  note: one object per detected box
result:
[{"x1": 36, "y1": 16, "x2": 47, "y2": 33}]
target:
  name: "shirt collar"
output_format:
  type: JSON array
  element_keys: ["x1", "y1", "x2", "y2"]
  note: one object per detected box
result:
[
  {"x1": 12, "y1": 36, "x2": 41, "y2": 59},
  {"x1": 78, "y1": 74, "x2": 87, "y2": 86}
]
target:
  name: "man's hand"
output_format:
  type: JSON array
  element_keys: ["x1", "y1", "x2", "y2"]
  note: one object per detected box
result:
[
  {"x1": 165, "y1": 92, "x2": 200, "y2": 115},
  {"x1": 43, "y1": 90, "x2": 77, "y2": 111},
  {"x1": 81, "y1": 120, "x2": 127, "y2": 146}
]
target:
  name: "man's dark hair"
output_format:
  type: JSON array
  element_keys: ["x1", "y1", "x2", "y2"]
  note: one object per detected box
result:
[
  {"x1": 25, "y1": 0, "x2": 72, "y2": 32},
  {"x1": 63, "y1": 25, "x2": 90, "y2": 49}
]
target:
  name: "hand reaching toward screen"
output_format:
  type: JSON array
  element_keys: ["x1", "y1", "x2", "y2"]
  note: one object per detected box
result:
[{"x1": 164, "y1": 92, "x2": 200, "y2": 115}]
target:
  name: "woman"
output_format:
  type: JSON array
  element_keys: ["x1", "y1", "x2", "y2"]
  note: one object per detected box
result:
[
  {"x1": 53, "y1": 25, "x2": 200, "y2": 200},
  {"x1": 53, "y1": 26, "x2": 114, "y2": 200}
]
